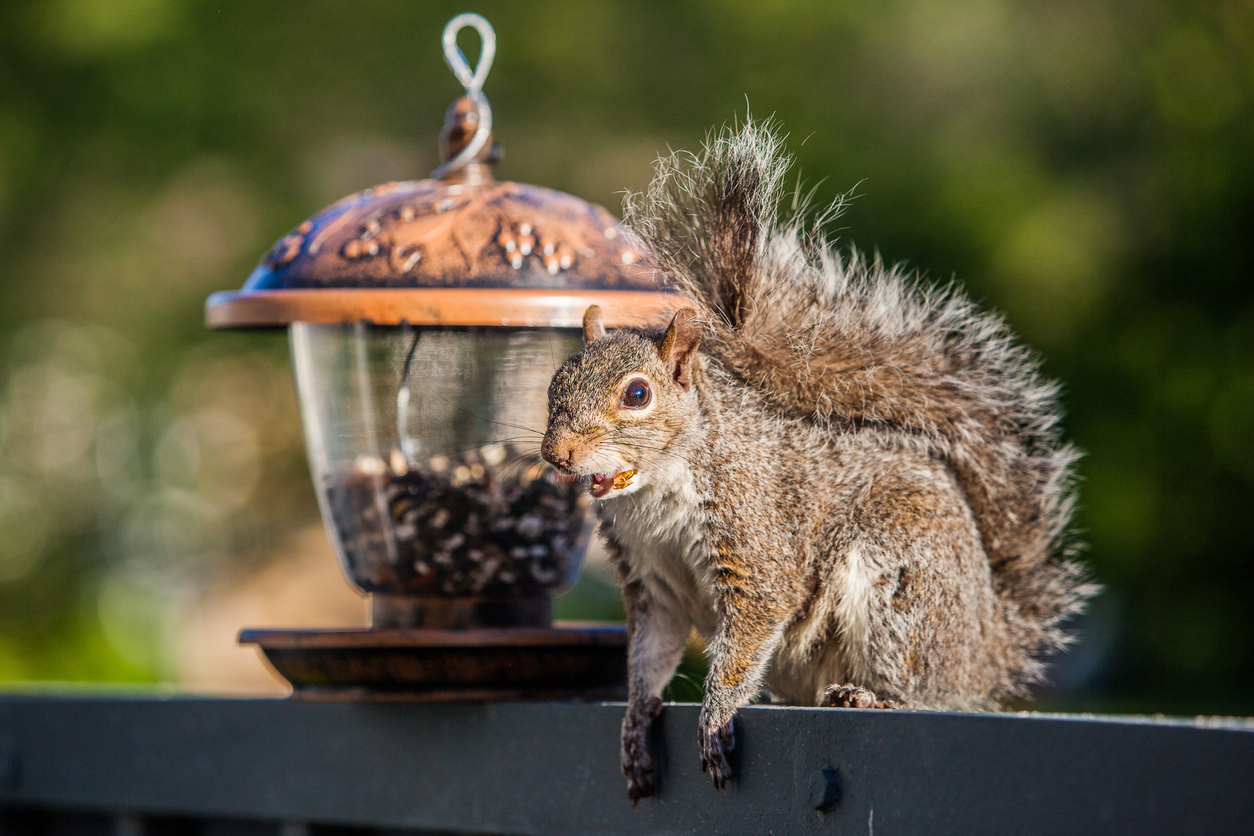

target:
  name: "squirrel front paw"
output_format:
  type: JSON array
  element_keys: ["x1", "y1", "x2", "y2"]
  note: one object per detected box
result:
[
  {"x1": 697, "y1": 708, "x2": 736, "y2": 790},
  {"x1": 820, "y1": 684, "x2": 899, "y2": 709},
  {"x1": 622, "y1": 695, "x2": 663, "y2": 806}
]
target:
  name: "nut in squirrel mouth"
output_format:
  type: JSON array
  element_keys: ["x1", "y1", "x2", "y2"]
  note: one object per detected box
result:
[{"x1": 590, "y1": 469, "x2": 638, "y2": 498}]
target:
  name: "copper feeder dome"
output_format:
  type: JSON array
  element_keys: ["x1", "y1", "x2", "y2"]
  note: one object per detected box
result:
[
  {"x1": 208, "y1": 14, "x2": 667, "y2": 700},
  {"x1": 205, "y1": 25, "x2": 675, "y2": 330}
]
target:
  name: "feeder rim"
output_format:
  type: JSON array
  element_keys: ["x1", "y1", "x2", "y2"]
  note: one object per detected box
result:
[{"x1": 205, "y1": 287, "x2": 685, "y2": 329}]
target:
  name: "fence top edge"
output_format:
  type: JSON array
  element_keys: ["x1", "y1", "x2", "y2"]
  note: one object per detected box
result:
[{"x1": 1, "y1": 691, "x2": 1252, "y2": 732}]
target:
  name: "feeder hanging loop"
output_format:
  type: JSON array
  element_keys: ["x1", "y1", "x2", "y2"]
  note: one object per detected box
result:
[{"x1": 431, "y1": 12, "x2": 496, "y2": 179}]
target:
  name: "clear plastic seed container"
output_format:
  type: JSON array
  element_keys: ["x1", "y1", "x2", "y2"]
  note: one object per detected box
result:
[{"x1": 290, "y1": 322, "x2": 591, "y2": 600}]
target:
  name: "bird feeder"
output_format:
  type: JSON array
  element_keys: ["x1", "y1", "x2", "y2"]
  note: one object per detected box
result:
[{"x1": 206, "y1": 14, "x2": 678, "y2": 699}]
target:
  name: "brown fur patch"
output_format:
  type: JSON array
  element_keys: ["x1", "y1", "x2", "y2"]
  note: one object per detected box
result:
[
  {"x1": 891, "y1": 567, "x2": 916, "y2": 612},
  {"x1": 788, "y1": 572, "x2": 820, "y2": 627}
]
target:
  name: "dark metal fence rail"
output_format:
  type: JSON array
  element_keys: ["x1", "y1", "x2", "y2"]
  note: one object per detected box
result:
[{"x1": 2, "y1": 696, "x2": 1252, "y2": 836}]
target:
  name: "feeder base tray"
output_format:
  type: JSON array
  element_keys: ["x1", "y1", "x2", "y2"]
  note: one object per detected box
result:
[{"x1": 239, "y1": 622, "x2": 627, "y2": 702}]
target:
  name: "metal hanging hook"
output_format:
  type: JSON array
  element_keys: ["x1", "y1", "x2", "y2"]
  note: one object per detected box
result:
[
  {"x1": 442, "y1": 12, "x2": 495, "y2": 94},
  {"x1": 431, "y1": 13, "x2": 495, "y2": 179}
]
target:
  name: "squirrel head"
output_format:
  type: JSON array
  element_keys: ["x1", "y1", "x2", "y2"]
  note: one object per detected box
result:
[{"x1": 542, "y1": 305, "x2": 703, "y2": 499}]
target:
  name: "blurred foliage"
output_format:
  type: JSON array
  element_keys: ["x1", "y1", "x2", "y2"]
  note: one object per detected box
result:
[{"x1": 0, "y1": 0, "x2": 1251, "y2": 713}]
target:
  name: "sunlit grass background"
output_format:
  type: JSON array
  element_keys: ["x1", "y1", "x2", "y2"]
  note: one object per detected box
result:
[{"x1": 0, "y1": 0, "x2": 1251, "y2": 714}]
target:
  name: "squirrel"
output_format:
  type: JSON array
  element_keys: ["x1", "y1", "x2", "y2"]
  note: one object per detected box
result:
[{"x1": 540, "y1": 120, "x2": 1094, "y2": 803}]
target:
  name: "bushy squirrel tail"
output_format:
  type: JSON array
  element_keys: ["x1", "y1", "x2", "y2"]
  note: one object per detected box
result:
[{"x1": 624, "y1": 120, "x2": 1095, "y2": 684}]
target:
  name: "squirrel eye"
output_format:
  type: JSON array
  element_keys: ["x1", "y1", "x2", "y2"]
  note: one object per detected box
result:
[{"x1": 620, "y1": 378, "x2": 651, "y2": 409}]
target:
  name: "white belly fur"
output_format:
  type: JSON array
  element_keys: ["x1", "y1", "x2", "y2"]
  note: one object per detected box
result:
[{"x1": 598, "y1": 462, "x2": 718, "y2": 636}]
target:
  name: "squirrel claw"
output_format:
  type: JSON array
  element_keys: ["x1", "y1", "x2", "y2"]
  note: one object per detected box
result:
[
  {"x1": 622, "y1": 696, "x2": 662, "y2": 805},
  {"x1": 697, "y1": 715, "x2": 735, "y2": 790},
  {"x1": 626, "y1": 771, "x2": 653, "y2": 807},
  {"x1": 622, "y1": 734, "x2": 655, "y2": 805}
]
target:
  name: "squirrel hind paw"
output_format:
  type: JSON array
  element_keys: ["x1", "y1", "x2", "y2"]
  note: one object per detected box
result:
[{"x1": 820, "y1": 684, "x2": 899, "y2": 710}]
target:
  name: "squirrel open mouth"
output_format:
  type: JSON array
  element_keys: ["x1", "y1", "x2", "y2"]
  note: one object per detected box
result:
[{"x1": 590, "y1": 469, "x2": 638, "y2": 498}]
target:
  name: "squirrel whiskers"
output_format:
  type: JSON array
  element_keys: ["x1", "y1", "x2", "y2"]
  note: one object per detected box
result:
[{"x1": 542, "y1": 119, "x2": 1095, "y2": 803}]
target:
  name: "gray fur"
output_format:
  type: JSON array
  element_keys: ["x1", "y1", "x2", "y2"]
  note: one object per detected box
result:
[{"x1": 542, "y1": 120, "x2": 1095, "y2": 802}]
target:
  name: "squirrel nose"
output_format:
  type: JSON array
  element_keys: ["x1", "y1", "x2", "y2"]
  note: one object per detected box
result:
[{"x1": 541, "y1": 430, "x2": 573, "y2": 471}]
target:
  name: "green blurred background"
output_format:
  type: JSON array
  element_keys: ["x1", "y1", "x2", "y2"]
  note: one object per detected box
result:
[{"x1": 0, "y1": 0, "x2": 1250, "y2": 713}]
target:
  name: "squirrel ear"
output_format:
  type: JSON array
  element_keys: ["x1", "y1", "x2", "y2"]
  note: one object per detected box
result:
[
  {"x1": 658, "y1": 307, "x2": 702, "y2": 390},
  {"x1": 582, "y1": 305, "x2": 607, "y2": 344}
]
